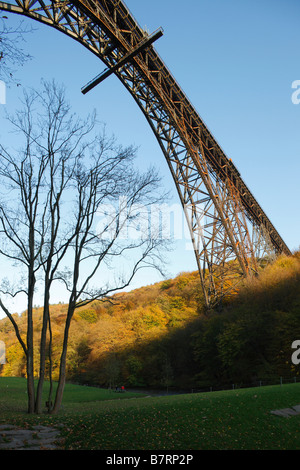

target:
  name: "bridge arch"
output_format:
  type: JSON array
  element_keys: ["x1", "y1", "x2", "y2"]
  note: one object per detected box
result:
[{"x1": 0, "y1": 0, "x2": 291, "y2": 308}]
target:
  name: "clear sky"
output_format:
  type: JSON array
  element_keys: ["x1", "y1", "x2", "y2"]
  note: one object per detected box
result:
[{"x1": 0, "y1": 0, "x2": 299, "y2": 316}]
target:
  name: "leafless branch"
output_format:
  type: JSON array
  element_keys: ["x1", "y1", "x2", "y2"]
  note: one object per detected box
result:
[{"x1": 0, "y1": 17, "x2": 33, "y2": 83}]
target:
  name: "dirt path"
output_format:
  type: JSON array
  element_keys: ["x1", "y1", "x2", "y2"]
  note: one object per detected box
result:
[{"x1": 0, "y1": 424, "x2": 64, "y2": 450}]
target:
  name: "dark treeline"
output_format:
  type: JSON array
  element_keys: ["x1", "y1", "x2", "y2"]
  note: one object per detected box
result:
[{"x1": 1, "y1": 254, "x2": 300, "y2": 391}]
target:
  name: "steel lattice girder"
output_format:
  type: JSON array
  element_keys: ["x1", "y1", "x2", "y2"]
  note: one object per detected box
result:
[{"x1": 0, "y1": 0, "x2": 291, "y2": 308}]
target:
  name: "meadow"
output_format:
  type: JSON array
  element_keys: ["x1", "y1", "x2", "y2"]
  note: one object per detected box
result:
[{"x1": 1, "y1": 377, "x2": 300, "y2": 450}]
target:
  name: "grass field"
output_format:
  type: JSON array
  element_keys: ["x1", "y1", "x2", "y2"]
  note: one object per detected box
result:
[{"x1": 1, "y1": 377, "x2": 300, "y2": 450}]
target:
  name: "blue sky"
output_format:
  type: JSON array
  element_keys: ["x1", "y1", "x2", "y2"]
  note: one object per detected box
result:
[{"x1": 0, "y1": 0, "x2": 299, "y2": 314}]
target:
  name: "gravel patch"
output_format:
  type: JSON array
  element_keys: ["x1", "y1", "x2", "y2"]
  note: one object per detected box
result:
[
  {"x1": 0, "y1": 424, "x2": 63, "y2": 450},
  {"x1": 270, "y1": 405, "x2": 300, "y2": 418}
]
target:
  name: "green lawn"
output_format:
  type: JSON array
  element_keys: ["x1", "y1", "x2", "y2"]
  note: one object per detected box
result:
[{"x1": 1, "y1": 377, "x2": 300, "y2": 450}]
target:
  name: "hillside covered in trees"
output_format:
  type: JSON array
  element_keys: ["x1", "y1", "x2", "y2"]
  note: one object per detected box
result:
[{"x1": 1, "y1": 253, "x2": 300, "y2": 391}]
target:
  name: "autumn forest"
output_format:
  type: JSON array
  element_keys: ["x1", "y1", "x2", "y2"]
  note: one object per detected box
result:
[{"x1": 1, "y1": 253, "x2": 300, "y2": 392}]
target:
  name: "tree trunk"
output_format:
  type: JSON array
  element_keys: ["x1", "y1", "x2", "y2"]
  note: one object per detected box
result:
[
  {"x1": 47, "y1": 313, "x2": 54, "y2": 412},
  {"x1": 35, "y1": 282, "x2": 50, "y2": 414},
  {"x1": 51, "y1": 303, "x2": 75, "y2": 414},
  {"x1": 26, "y1": 270, "x2": 36, "y2": 414},
  {"x1": 26, "y1": 351, "x2": 35, "y2": 414}
]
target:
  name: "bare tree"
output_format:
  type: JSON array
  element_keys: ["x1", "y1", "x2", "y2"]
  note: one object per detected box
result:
[
  {"x1": 0, "y1": 81, "x2": 169, "y2": 414},
  {"x1": 0, "y1": 15, "x2": 33, "y2": 82},
  {"x1": 0, "y1": 88, "x2": 49, "y2": 411}
]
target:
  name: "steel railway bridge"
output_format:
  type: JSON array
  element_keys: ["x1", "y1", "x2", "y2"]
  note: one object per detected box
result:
[{"x1": 0, "y1": 0, "x2": 291, "y2": 308}]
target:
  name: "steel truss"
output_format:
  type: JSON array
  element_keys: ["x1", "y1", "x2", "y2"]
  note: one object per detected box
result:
[{"x1": 0, "y1": 0, "x2": 291, "y2": 308}]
